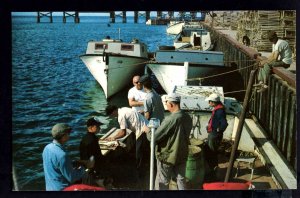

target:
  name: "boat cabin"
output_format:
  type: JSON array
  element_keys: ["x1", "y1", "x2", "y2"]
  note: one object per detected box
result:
[
  {"x1": 174, "y1": 27, "x2": 212, "y2": 50},
  {"x1": 85, "y1": 38, "x2": 148, "y2": 58}
]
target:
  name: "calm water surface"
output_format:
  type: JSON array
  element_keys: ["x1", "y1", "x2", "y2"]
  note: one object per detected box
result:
[{"x1": 12, "y1": 16, "x2": 173, "y2": 190}]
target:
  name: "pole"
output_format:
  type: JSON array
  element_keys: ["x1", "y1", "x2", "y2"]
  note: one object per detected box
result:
[
  {"x1": 148, "y1": 118, "x2": 160, "y2": 190},
  {"x1": 150, "y1": 127, "x2": 156, "y2": 190},
  {"x1": 184, "y1": 61, "x2": 189, "y2": 86},
  {"x1": 118, "y1": 28, "x2": 121, "y2": 40},
  {"x1": 224, "y1": 69, "x2": 257, "y2": 182}
]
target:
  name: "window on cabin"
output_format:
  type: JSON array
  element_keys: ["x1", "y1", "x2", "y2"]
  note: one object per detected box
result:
[
  {"x1": 95, "y1": 44, "x2": 108, "y2": 50},
  {"x1": 121, "y1": 44, "x2": 134, "y2": 51}
]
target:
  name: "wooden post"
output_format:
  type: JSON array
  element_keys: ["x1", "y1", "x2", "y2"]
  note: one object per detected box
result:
[
  {"x1": 75, "y1": 11, "x2": 79, "y2": 23},
  {"x1": 157, "y1": 11, "x2": 162, "y2": 19},
  {"x1": 146, "y1": 11, "x2": 150, "y2": 22},
  {"x1": 168, "y1": 11, "x2": 174, "y2": 19},
  {"x1": 122, "y1": 11, "x2": 126, "y2": 23},
  {"x1": 110, "y1": 11, "x2": 115, "y2": 23},
  {"x1": 134, "y1": 11, "x2": 138, "y2": 23},
  {"x1": 224, "y1": 69, "x2": 258, "y2": 182},
  {"x1": 190, "y1": 11, "x2": 197, "y2": 20},
  {"x1": 37, "y1": 12, "x2": 40, "y2": 23},
  {"x1": 63, "y1": 12, "x2": 66, "y2": 23},
  {"x1": 50, "y1": 12, "x2": 53, "y2": 23}
]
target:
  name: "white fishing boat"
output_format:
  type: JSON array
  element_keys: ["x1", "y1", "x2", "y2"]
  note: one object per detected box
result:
[
  {"x1": 174, "y1": 25, "x2": 213, "y2": 50},
  {"x1": 166, "y1": 21, "x2": 185, "y2": 35},
  {"x1": 145, "y1": 47, "x2": 225, "y2": 94},
  {"x1": 80, "y1": 38, "x2": 149, "y2": 99}
]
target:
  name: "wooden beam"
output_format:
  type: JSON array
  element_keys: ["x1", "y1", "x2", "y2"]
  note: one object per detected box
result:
[{"x1": 272, "y1": 67, "x2": 296, "y2": 89}]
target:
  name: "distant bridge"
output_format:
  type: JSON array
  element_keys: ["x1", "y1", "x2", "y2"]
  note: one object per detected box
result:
[{"x1": 36, "y1": 11, "x2": 206, "y2": 23}]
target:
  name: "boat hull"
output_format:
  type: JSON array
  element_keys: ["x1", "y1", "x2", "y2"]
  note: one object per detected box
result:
[
  {"x1": 147, "y1": 63, "x2": 224, "y2": 94},
  {"x1": 166, "y1": 22, "x2": 185, "y2": 35},
  {"x1": 80, "y1": 53, "x2": 148, "y2": 98}
]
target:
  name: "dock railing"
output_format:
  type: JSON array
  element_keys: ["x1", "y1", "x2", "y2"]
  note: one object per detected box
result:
[{"x1": 202, "y1": 23, "x2": 297, "y2": 171}]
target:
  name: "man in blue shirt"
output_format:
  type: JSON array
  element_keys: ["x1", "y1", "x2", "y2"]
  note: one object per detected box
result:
[
  {"x1": 139, "y1": 74, "x2": 165, "y2": 122},
  {"x1": 42, "y1": 123, "x2": 94, "y2": 191}
]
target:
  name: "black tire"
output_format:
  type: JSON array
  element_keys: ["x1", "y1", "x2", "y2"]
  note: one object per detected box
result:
[{"x1": 159, "y1": 46, "x2": 175, "y2": 50}]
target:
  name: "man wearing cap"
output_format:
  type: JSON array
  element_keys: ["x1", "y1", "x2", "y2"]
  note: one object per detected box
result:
[
  {"x1": 42, "y1": 123, "x2": 94, "y2": 191},
  {"x1": 144, "y1": 93, "x2": 192, "y2": 190},
  {"x1": 128, "y1": 75, "x2": 147, "y2": 114},
  {"x1": 80, "y1": 117, "x2": 107, "y2": 185},
  {"x1": 139, "y1": 74, "x2": 165, "y2": 122},
  {"x1": 257, "y1": 30, "x2": 292, "y2": 92},
  {"x1": 205, "y1": 93, "x2": 228, "y2": 173}
]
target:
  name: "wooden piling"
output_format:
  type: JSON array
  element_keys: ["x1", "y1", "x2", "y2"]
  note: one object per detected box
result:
[
  {"x1": 157, "y1": 11, "x2": 162, "y2": 19},
  {"x1": 75, "y1": 11, "x2": 79, "y2": 23},
  {"x1": 168, "y1": 11, "x2": 174, "y2": 19},
  {"x1": 50, "y1": 12, "x2": 53, "y2": 23},
  {"x1": 110, "y1": 12, "x2": 115, "y2": 23},
  {"x1": 122, "y1": 11, "x2": 127, "y2": 23},
  {"x1": 37, "y1": 12, "x2": 40, "y2": 23},
  {"x1": 63, "y1": 12, "x2": 66, "y2": 23},
  {"x1": 37, "y1": 12, "x2": 53, "y2": 23},
  {"x1": 134, "y1": 11, "x2": 138, "y2": 23},
  {"x1": 146, "y1": 11, "x2": 150, "y2": 22}
]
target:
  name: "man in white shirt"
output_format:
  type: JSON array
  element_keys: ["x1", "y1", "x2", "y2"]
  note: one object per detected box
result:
[
  {"x1": 105, "y1": 105, "x2": 149, "y2": 188},
  {"x1": 128, "y1": 75, "x2": 147, "y2": 114},
  {"x1": 257, "y1": 31, "x2": 292, "y2": 92}
]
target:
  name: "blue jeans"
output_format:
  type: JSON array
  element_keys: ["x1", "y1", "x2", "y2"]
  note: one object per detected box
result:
[
  {"x1": 207, "y1": 133, "x2": 223, "y2": 168},
  {"x1": 258, "y1": 60, "x2": 290, "y2": 84},
  {"x1": 155, "y1": 160, "x2": 186, "y2": 190}
]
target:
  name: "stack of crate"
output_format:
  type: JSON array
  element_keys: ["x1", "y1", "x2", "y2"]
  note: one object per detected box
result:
[
  {"x1": 206, "y1": 10, "x2": 296, "y2": 55},
  {"x1": 236, "y1": 10, "x2": 296, "y2": 54},
  {"x1": 280, "y1": 11, "x2": 296, "y2": 59},
  {"x1": 205, "y1": 11, "x2": 241, "y2": 29}
]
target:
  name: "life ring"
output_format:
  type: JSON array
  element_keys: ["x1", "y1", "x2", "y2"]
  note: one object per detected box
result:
[
  {"x1": 203, "y1": 181, "x2": 252, "y2": 190},
  {"x1": 63, "y1": 184, "x2": 106, "y2": 191}
]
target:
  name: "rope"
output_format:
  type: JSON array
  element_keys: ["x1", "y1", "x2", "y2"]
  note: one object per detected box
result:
[{"x1": 186, "y1": 63, "x2": 257, "y2": 82}]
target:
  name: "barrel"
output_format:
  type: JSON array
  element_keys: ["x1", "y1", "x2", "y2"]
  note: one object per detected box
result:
[{"x1": 185, "y1": 145, "x2": 205, "y2": 189}]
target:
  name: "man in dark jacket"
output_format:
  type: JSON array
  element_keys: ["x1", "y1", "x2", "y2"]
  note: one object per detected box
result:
[
  {"x1": 205, "y1": 93, "x2": 228, "y2": 170},
  {"x1": 80, "y1": 117, "x2": 109, "y2": 186}
]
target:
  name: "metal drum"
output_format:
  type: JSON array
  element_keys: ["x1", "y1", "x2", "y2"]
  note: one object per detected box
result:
[{"x1": 185, "y1": 145, "x2": 205, "y2": 189}]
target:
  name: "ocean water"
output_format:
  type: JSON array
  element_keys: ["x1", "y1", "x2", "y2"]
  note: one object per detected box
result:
[{"x1": 12, "y1": 15, "x2": 174, "y2": 190}]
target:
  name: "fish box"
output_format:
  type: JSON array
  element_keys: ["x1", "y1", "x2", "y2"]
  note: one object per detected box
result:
[{"x1": 174, "y1": 85, "x2": 224, "y2": 111}]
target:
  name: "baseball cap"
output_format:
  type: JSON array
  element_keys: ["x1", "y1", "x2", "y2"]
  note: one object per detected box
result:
[
  {"x1": 205, "y1": 93, "x2": 220, "y2": 102},
  {"x1": 86, "y1": 117, "x2": 103, "y2": 127},
  {"x1": 52, "y1": 123, "x2": 72, "y2": 139},
  {"x1": 166, "y1": 93, "x2": 181, "y2": 102}
]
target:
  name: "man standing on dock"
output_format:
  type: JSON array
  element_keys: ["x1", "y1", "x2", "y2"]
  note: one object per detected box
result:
[
  {"x1": 80, "y1": 117, "x2": 111, "y2": 187},
  {"x1": 138, "y1": 74, "x2": 165, "y2": 122},
  {"x1": 144, "y1": 93, "x2": 192, "y2": 190},
  {"x1": 205, "y1": 93, "x2": 228, "y2": 177},
  {"x1": 128, "y1": 75, "x2": 146, "y2": 114},
  {"x1": 42, "y1": 123, "x2": 94, "y2": 191},
  {"x1": 257, "y1": 30, "x2": 292, "y2": 92}
]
